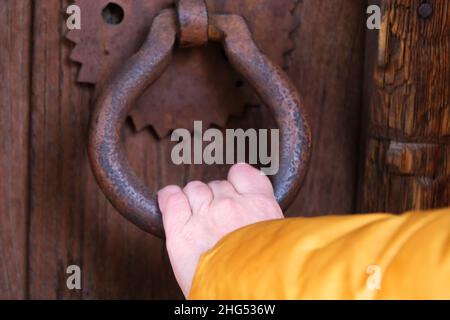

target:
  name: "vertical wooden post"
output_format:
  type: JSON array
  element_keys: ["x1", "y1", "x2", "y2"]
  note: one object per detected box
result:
[
  {"x1": 0, "y1": 0, "x2": 31, "y2": 300},
  {"x1": 360, "y1": 0, "x2": 450, "y2": 213}
]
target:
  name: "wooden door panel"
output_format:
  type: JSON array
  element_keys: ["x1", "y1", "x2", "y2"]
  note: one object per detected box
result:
[
  {"x1": 0, "y1": 0, "x2": 31, "y2": 300},
  {"x1": 286, "y1": 0, "x2": 366, "y2": 217},
  {"x1": 29, "y1": 0, "x2": 88, "y2": 299},
  {"x1": 1, "y1": 0, "x2": 366, "y2": 299}
]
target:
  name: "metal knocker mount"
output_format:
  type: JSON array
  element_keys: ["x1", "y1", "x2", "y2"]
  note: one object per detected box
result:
[
  {"x1": 88, "y1": 0, "x2": 311, "y2": 238},
  {"x1": 67, "y1": 0, "x2": 299, "y2": 137}
]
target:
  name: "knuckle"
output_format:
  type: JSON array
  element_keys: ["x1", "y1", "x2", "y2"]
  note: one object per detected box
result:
[
  {"x1": 184, "y1": 181, "x2": 206, "y2": 192},
  {"x1": 210, "y1": 180, "x2": 233, "y2": 191},
  {"x1": 159, "y1": 185, "x2": 180, "y2": 195}
]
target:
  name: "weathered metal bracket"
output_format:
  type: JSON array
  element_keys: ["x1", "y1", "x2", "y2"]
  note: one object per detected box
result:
[{"x1": 67, "y1": 0, "x2": 298, "y2": 138}]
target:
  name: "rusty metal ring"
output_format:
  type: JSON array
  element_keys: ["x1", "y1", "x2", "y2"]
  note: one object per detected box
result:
[{"x1": 88, "y1": 9, "x2": 311, "y2": 239}]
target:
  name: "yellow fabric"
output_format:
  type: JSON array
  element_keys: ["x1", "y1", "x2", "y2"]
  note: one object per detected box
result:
[{"x1": 190, "y1": 208, "x2": 450, "y2": 300}]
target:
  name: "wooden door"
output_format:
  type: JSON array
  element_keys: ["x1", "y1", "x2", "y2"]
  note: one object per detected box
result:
[{"x1": 1, "y1": 0, "x2": 447, "y2": 300}]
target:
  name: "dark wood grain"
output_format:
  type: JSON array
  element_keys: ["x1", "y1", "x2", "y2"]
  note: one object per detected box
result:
[
  {"x1": 360, "y1": 0, "x2": 450, "y2": 213},
  {"x1": 285, "y1": 0, "x2": 366, "y2": 217},
  {"x1": 0, "y1": 0, "x2": 31, "y2": 300},
  {"x1": 29, "y1": 0, "x2": 89, "y2": 299}
]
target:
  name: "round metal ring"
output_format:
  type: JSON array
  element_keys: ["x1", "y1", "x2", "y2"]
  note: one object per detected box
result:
[{"x1": 88, "y1": 9, "x2": 311, "y2": 238}]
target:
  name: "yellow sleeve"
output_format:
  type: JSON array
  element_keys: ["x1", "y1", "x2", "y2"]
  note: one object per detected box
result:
[{"x1": 189, "y1": 208, "x2": 450, "y2": 300}]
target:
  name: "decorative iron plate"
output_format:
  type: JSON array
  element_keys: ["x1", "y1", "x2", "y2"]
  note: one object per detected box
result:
[{"x1": 67, "y1": 0, "x2": 298, "y2": 137}]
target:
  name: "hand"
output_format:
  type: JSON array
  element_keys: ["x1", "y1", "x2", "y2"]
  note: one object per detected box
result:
[{"x1": 158, "y1": 163, "x2": 284, "y2": 298}]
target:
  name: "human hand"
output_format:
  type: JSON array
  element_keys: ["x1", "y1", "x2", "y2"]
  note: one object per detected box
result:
[{"x1": 158, "y1": 163, "x2": 284, "y2": 298}]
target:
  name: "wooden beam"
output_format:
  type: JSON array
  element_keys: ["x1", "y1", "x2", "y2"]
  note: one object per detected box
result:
[
  {"x1": 360, "y1": 0, "x2": 450, "y2": 212},
  {"x1": 0, "y1": 0, "x2": 31, "y2": 300}
]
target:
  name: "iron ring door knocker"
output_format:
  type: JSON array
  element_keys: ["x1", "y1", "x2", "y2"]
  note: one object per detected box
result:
[{"x1": 88, "y1": 0, "x2": 312, "y2": 239}]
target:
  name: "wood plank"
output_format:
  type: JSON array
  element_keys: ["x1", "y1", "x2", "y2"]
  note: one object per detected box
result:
[
  {"x1": 360, "y1": 0, "x2": 450, "y2": 213},
  {"x1": 285, "y1": 0, "x2": 366, "y2": 217},
  {"x1": 0, "y1": 0, "x2": 31, "y2": 300},
  {"x1": 29, "y1": 0, "x2": 88, "y2": 299}
]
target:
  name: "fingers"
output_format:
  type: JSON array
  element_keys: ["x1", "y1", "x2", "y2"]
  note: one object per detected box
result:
[
  {"x1": 183, "y1": 181, "x2": 213, "y2": 213},
  {"x1": 158, "y1": 186, "x2": 192, "y2": 234},
  {"x1": 159, "y1": 163, "x2": 274, "y2": 235},
  {"x1": 208, "y1": 180, "x2": 237, "y2": 199},
  {"x1": 228, "y1": 163, "x2": 275, "y2": 197}
]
